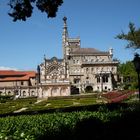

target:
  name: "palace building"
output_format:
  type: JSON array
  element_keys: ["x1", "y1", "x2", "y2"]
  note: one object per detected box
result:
[
  {"x1": 0, "y1": 17, "x2": 119, "y2": 98},
  {"x1": 37, "y1": 17, "x2": 119, "y2": 98}
]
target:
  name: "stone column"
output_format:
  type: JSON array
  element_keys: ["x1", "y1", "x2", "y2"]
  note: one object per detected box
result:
[{"x1": 108, "y1": 73, "x2": 113, "y2": 90}]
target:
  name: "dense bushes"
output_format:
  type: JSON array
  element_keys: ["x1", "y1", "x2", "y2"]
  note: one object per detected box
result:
[
  {"x1": 0, "y1": 95, "x2": 14, "y2": 103},
  {"x1": 0, "y1": 103, "x2": 140, "y2": 140},
  {"x1": 0, "y1": 97, "x2": 37, "y2": 115},
  {"x1": 0, "y1": 110, "x2": 117, "y2": 140}
]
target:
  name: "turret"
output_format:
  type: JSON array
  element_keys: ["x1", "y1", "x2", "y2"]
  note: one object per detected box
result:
[
  {"x1": 109, "y1": 48, "x2": 113, "y2": 58},
  {"x1": 62, "y1": 17, "x2": 68, "y2": 59},
  {"x1": 37, "y1": 65, "x2": 40, "y2": 84}
]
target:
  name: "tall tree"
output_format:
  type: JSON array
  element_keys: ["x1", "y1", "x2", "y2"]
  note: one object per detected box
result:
[
  {"x1": 118, "y1": 61, "x2": 138, "y2": 89},
  {"x1": 116, "y1": 23, "x2": 140, "y2": 49},
  {"x1": 8, "y1": 0, "x2": 63, "y2": 21}
]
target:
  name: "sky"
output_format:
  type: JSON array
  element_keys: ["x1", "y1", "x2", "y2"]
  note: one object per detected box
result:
[{"x1": 0, "y1": 0, "x2": 140, "y2": 71}]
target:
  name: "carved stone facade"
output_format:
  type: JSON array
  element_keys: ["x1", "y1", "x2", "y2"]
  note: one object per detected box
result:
[
  {"x1": 38, "y1": 17, "x2": 119, "y2": 96},
  {"x1": 37, "y1": 57, "x2": 70, "y2": 98}
]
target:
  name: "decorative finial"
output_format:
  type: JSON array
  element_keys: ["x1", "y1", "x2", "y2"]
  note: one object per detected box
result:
[
  {"x1": 109, "y1": 47, "x2": 113, "y2": 58},
  {"x1": 63, "y1": 16, "x2": 67, "y2": 22},
  {"x1": 44, "y1": 54, "x2": 46, "y2": 60}
]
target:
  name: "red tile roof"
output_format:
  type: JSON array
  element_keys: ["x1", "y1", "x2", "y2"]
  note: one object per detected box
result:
[{"x1": 0, "y1": 70, "x2": 36, "y2": 82}]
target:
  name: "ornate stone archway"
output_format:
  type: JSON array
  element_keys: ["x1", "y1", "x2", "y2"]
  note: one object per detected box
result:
[
  {"x1": 60, "y1": 87, "x2": 67, "y2": 96},
  {"x1": 51, "y1": 87, "x2": 60, "y2": 96},
  {"x1": 85, "y1": 86, "x2": 93, "y2": 93}
]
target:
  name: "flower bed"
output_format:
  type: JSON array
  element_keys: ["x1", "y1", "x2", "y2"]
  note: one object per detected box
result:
[{"x1": 102, "y1": 90, "x2": 136, "y2": 103}]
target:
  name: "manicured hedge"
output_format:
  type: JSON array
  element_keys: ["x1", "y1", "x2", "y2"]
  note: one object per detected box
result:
[{"x1": 0, "y1": 103, "x2": 140, "y2": 140}]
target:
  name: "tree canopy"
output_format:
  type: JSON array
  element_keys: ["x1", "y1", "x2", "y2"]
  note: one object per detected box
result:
[
  {"x1": 8, "y1": 0, "x2": 63, "y2": 21},
  {"x1": 116, "y1": 23, "x2": 140, "y2": 49},
  {"x1": 118, "y1": 61, "x2": 138, "y2": 90}
]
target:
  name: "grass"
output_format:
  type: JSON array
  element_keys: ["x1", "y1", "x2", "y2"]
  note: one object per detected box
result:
[{"x1": 0, "y1": 96, "x2": 99, "y2": 115}]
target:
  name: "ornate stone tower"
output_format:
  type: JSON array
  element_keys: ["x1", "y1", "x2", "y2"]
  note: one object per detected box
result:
[{"x1": 62, "y1": 16, "x2": 68, "y2": 59}]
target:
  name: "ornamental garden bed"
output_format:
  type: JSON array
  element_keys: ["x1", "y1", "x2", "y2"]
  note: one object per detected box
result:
[{"x1": 0, "y1": 102, "x2": 140, "y2": 140}]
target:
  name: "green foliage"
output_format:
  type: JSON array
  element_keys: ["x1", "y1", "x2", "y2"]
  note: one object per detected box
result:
[
  {"x1": 0, "y1": 97, "x2": 37, "y2": 114},
  {"x1": 0, "y1": 110, "x2": 120, "y2": 139},
  {"x1": 116, "y1": 22, "x2": 140, "y2": 49},
  {"x1": 0, "y1": 96, "x2": 98, "y2": 115},
  {"x1": 0, "y1": 103, "x2": 140, "y2": 139},
  {"x1": 8, "y1": 0, "x2": 63, "y2": 21},
  {"x1": 0, "y1": 95, "x2": 14, "y2": 103},
  {"x1": 118, "y1": 61, "x2": 137, "y2": 89}
]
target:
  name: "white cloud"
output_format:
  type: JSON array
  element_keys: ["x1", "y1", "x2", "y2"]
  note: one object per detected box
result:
[{"x1": 0, "y1": 66, "x2": 18, "y2": 70}]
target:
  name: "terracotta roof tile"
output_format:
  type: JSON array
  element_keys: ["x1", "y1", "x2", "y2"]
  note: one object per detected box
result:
[{"x1": 0, "y1": 70, "x2": 36, "y2": 82}]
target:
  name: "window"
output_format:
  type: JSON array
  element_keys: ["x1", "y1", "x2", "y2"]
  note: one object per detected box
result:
[
  {"x1": 111, "y1": 67, "x2": 114, "y2": 71},
  {"x1": 23, "y1": 91, "x2": 26, "y2": 96},
  {"x1": 31, "y1": 91, "x2": 35, "y2": 96},
  {"x1": 97, "y1": 77, "x2": 100, "y2": 83},
  {"x1": 74, "y1": 79, "x2": 80, "y2": 84},
  {"x1": 103, "y1": 76, "x2": 108, "y2": 83},
  {"x1": 21, "y1": 81, "x2": 24, "y2": 85},
  {"x1": 77, "y1": 60, "x2": 79, "y2": 64}
]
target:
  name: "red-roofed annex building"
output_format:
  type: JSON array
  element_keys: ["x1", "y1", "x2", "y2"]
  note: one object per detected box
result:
[{"x1": 0, "y1": 70, "x2": 37, "y2": 97}]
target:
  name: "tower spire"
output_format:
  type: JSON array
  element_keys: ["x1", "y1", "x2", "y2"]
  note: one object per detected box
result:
[
  {"x1": 62, "y1": 16, "x2": 68, "y2": 43},
  {"x1": 62, "y1": 16, "x2": 68, "y2": 59}
]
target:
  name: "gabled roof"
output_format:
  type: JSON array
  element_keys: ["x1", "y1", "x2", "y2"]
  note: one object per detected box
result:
[
  {"x1": 0, "y1": 70, "x2": 36, "y2": 82},
  {"x1": 45, "y1": 57, "x2": 63, "y2": 62},
  {"x1": 71, "y1": 48, "x2": 109, "y2": 55}
]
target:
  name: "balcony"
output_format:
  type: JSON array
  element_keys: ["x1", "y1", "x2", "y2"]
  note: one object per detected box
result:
[
  {"x1": 41, "y1": 80, "x2": 70, "y2": 85},
  {"x1": 82, "y1": 60, "x2": 119, "y2": 65},
  {"x1": 69, "y1": 72, "x2": 84, "y2": 76}
]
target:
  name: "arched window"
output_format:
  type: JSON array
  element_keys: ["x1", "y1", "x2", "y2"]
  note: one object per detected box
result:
[
  {"x1": 103, "y1": 76, "x2": 108, "y2": 83},
  {"x1": 51, "y1": 88, "x2": 58, "y2": 96},
  {"x1": 97, "y1": 77, "x2": 100, "y2": 83},
  {"x1": 22, "y1": 91, "x2": 26, "y2": 96},
  {"x1": 31, "y1": 91, "x2": 35, "y2": 96},
  {"x1": 86, "y1": 68, "x2": 89, "y2": 73},
  {"x1": 61, "y1": 88, "x2": 67, "y2": 96},
  {"x1": 8, "y1": 91, "x2": 11, "y2": 95},
  {"x1": 85, "y1": 86, "x2": 93, "y2": 93}
]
